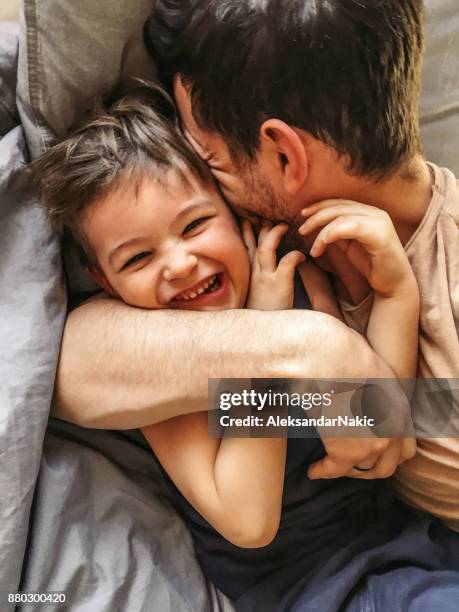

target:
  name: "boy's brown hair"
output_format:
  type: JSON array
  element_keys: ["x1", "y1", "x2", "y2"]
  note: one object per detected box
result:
[{"x1": 29, "y1": 80, "x2": 210, "y2": 267}]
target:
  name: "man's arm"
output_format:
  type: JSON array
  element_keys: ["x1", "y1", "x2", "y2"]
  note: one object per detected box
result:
[{"x1": 53, "y1": 297, "x2": 397, "y2": 429}]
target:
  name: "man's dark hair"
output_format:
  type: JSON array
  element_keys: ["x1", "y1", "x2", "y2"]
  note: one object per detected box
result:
[{"x1": 145, "y1": 0, "x2": 425, "y2": 179}]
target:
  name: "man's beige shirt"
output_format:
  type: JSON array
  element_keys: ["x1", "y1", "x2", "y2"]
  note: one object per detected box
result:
[{"x1": 340, "y1": 163, "x2": 459, "y2": 531}]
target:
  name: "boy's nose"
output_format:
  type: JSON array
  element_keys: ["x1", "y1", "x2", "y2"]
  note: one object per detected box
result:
[{"x1": 162, "y1": 251, "x2": 198, "y2": 281}]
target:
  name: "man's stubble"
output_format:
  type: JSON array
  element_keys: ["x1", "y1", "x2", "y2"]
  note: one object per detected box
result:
[{"x1": 236, "y1": 163, "x2": 297, "y2": 226}]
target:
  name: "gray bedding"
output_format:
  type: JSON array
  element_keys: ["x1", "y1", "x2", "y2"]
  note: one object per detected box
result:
[
  {"x1": 0, "y1": 1, "x2": 458, "y2": 611},
  {"x1": 22, "y1": 423, "x2": 227, "y2": 611},
  {"x1": 0, "y1": 20, "x2": 66, "y2": 602}
]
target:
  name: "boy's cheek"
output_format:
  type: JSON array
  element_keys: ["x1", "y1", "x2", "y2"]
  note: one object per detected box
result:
[
  {"x1": 213, "y1": 238, "x2": 248, "y2": 269},
  {"x1": 212, "y1": 221, "x2": 248, "y2": 250}
]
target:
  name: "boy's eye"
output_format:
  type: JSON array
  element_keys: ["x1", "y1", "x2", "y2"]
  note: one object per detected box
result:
[
  {"x1": 183, "y1": 216, "x2": 211, "y2": 235},
  {"x1": 120, "y1": 252, "x2": 151, "y2": 271}
]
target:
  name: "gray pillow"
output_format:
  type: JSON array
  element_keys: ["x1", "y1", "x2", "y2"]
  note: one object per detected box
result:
[
  {"x1": 17, "y1": 0, "x2": 156, "y2": 158},
  {"x1": 421, "y1": 2, "x2": 459, "y2": 173},
  {"x1": 0, "y1": 21, "x2": 19, "y2": 136}
]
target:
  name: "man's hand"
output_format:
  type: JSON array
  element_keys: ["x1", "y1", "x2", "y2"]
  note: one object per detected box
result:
[
  {"x1": 243, "y1": 220, "x2": 305, "y2": 310},
  {"x1": 308, "y1": 436, "x2": 416, "y2": 480}
]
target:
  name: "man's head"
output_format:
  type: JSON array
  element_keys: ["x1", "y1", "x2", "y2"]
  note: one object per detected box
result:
[
  {"x1": 31, "y1": 83, "x2": 250, "y2": 310},
  {"x1": 145, "y1": 0, "x2": 425, "y2": 222}
]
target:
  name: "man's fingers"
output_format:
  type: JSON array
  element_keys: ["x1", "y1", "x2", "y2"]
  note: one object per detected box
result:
[
  {"x1": 348, "y1": 438, "x2": 416, "y2": 480},
  {"x1": 277, "y1": 250, "x2": 306, "y2": 276},
  {"x1": 257, "y1": 223, "x2": 289, "y2": 270},
  {"x1": 401, "y1": 437, "x2": 417, "y2": 462},
  {"x1": 241, "y1": 220, "x2": 257, "y2": 262},
  {"x1": 351, "y1": 453, "x2": 380, "y2": 471},
  {"x1": 348, "y1": 440, "x2": 405, "y2": 480},
  {"x1": 308, "y1": 456, "x2": 353, "y2": 480}
]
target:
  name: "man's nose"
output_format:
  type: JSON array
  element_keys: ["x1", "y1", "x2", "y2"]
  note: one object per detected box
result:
[{"x1": 162, "y1": 250, "x2": 198, "y2": 281}]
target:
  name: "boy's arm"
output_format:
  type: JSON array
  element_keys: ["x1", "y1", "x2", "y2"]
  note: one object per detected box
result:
[
  {"x1": 298, "y1": 258, "x2": 344, "y2": 321},
  {"x1": 142, "y1": 414, "x2": 286, "y2": 548},
  {"x1": 299, "y1": 199, "x2": 420, "y2": 380},
  {"x1": 367, "y1": 287, "x2": 419, "y2": 380}
]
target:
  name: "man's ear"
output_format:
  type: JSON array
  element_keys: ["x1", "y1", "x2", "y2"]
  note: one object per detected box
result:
[
  {"x1": 259, "y1": 119, "x2": 308, "y2": 195},
  {"x1": 87, "y1": 267, "x2": 116, "y2": 296}
]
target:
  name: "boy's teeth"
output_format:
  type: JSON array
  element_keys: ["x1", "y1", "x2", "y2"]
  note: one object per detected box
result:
[{"x1": 177, "y1": 275, "x2": 218, "y2": 301}]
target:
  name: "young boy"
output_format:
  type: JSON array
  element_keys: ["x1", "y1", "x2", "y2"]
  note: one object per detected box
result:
[{"x1": 31, "y1": 84, "x2": 420, "y2": 604}]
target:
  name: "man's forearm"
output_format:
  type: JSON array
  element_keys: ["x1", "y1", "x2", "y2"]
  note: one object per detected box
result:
[{"x1": 53, "y1": 298, "x2": 395, "y2": 429}]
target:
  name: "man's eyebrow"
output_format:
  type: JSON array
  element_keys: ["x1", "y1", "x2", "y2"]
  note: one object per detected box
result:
[{"x1": 108, "y1": 237, "x2": 146, "y2": 268}]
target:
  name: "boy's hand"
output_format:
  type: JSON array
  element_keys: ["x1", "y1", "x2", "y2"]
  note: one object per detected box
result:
[
  {"x1": 298, "y1": 200, "x2": 415, "y2": 297},
  {"x1": 243, "y1": 220, "x2": 305, "y2": 310}
]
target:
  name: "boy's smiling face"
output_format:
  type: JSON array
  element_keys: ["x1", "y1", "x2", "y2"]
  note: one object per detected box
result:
[{"x1": 81, "y1": 171, "x2": 250, "y2": 311}]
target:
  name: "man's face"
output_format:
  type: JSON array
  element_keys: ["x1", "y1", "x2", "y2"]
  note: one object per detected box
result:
[{"x1": 174, "y1": 77, "x2": 295, "y2": 225}]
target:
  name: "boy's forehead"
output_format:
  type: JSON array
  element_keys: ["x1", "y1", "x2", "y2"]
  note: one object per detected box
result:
[
  {"x1": 92, "y1": 170, "x2": 221, "y2": 223},
  {"x1": 145, "y1": 170, "x2": 219, "y2": 212}
]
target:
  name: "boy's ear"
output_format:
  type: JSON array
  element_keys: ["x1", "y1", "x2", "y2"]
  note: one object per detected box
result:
[
  {"x1": 87, "y1": 267, "x2": 116, "y2": 296},
  {"x1": 258, "y1": 119, "x2": 309, "y2": 195}
]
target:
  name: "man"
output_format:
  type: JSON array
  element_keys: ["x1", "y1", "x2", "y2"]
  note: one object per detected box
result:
[
  {"x1": 144, "y1": 0, "x2": 459, "y2": 528},
  {"x1": 52, "y1": 6, "x2": 420, "y2": 482}
]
